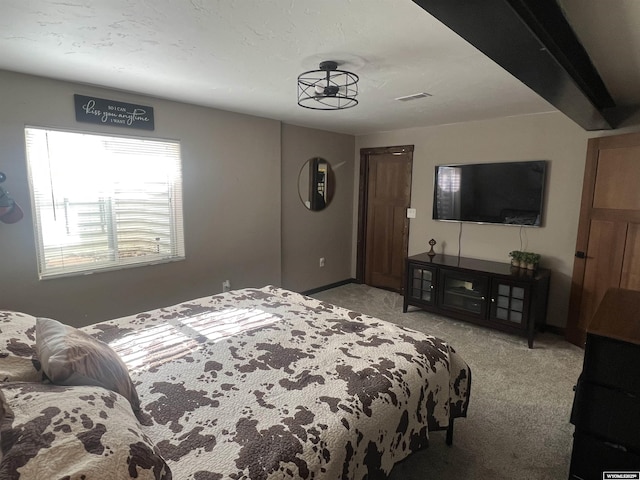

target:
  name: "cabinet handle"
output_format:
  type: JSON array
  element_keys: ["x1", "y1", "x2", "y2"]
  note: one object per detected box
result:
[
  {"x1": 481, "y1": 296, "x2": 485, "y2": 301},
  {"x1": 491, "y1": 298, "x2": 495, "y2": 303}
]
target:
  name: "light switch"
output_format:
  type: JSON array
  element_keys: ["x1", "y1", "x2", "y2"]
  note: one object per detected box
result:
[{"x1": 407, "y1": 208, "x2": 416, "y2": 218}]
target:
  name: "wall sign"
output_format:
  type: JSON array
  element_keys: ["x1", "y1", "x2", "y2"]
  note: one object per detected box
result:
[{"x1": 74, "y1": 94, "x2": 155, "y2": 130}]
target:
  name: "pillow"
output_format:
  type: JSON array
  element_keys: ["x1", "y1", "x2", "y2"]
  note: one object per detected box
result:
[
  {"x1": 0, "y1": 382, "x2": 171, "y2": 479},
  {"x1": 0, "y1": 311, "x2": 42, "y2": 383},
  {"x1": 35, "y1": 317, "x2": 140, "y2": 413}
]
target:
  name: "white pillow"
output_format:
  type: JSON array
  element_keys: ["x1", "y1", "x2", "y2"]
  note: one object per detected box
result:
[{"x1": 36, "y1": 317, "x2": 140, "y2": 413}]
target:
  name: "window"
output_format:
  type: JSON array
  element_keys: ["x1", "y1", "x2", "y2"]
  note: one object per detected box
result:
[
  {"x1": 25, "y1": 127, "x2": 185, "y2": 279},
  {"x1": 436, "y1": 166, "x2": 461, "y2": 219}
]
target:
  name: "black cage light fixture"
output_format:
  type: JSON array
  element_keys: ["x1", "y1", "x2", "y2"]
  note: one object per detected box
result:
[{"x1": 297, "y1": 60, "x2": 359, "y2": 110}]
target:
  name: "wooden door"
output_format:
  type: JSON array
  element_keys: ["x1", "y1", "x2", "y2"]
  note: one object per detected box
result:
[
  {"x1": 357, "y1": 146, "x2": 413, "y2": 292},
  {"x1": 566, "y1": 132, "x2": 640, "y2": 346}
]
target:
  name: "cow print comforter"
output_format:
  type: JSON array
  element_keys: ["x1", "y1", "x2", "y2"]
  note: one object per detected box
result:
[{"x1": 82, "y1": 286, "x2": 471, "y2": 479}]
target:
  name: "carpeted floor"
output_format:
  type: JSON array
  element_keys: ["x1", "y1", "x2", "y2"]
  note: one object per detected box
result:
[{"x1": 311, "y1": 283, "x2": 584, "y2": 480}]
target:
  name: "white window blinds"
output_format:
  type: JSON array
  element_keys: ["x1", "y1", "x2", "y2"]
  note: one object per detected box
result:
[{"x1": 25, "y1": 127, "x2": 185, "y2": 279}]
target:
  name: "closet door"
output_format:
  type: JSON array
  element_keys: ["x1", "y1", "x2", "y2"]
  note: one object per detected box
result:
[{"x1": 567, "y1": 132, "x2": 640, "y2": 346}]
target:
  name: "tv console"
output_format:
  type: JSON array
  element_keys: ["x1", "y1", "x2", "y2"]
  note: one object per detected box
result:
[{"x1": 403, "y1": 253, "x2": 551, "y2": 348}]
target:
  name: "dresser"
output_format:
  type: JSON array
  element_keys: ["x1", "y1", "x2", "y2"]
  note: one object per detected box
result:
[{"x1": 569, "y1": 288, "x2": 640, "y2": 479}]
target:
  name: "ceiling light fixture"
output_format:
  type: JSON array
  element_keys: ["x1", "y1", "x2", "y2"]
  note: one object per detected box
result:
[{"x1": 297, "y1": 61, "x2": 359, "y2": 110}]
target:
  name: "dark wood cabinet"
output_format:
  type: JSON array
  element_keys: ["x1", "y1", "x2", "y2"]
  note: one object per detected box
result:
[
  {"x1": 569, "y1": 288, "x2": 640, "y2": 479},
  {"x1": 403, "y1": 253, "x2": 550, "y2": 348}
]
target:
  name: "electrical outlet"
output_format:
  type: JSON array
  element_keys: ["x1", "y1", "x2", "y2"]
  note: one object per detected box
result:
[
  {"x1": 319, "y1": 257, "x2": 325, "y2": 268},
  {"x1": 222, "y1": 280, "x2": 231, "y2": 292}
]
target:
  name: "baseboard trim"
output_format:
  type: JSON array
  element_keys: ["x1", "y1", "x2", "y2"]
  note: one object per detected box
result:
[
  {"x1": 301, "y1": 279, "x2": 356, "y2": 296},
  {"x1": 544, "y1": 324, "x2": 566, "y2": 337}
]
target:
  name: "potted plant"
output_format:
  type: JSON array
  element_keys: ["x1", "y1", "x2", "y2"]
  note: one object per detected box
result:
[
  {"x1": 509, "y1": 250, "x2": 523, "y2": 267},
  {"x1": 522, "y1": 252, "x2": 541, "y2": 270}
]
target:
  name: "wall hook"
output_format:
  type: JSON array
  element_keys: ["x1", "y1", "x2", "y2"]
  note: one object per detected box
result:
[{"x1": 0, "y1": 172, "x2": 24, "y2": 224}]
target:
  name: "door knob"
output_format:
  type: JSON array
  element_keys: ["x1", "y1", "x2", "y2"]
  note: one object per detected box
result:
[{"x1": 575, "y1": 251, "x2": 586, "y2": 259}]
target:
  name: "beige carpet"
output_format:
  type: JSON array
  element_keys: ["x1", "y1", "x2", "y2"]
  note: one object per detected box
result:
[{"x1": 311, "y1": 283, "x2": 584, "y2": 480}]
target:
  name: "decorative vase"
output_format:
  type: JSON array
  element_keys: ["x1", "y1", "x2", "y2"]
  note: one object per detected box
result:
[{"x1": 427, "y1": 238, "x2": 436, "y2": 257}]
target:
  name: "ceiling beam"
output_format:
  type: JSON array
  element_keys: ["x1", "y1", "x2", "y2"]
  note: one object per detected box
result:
[{"x1": 413, "y1": 0, "x2": 615, "y2": 130}]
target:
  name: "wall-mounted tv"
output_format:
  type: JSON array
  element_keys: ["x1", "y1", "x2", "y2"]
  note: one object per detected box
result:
[{"x1": 433, "y1": 160, "x2": 547, "y2": 226}]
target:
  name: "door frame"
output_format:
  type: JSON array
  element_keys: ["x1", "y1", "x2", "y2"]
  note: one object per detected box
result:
[
  {"x1": 566, "y1": 135, "x2": 599, "y2": 345},
  {"x1": 356, "y1": 145, "x2": 414, "y2": 287}
]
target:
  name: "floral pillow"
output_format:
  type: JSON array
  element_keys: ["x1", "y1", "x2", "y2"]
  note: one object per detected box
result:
[
  {"x1": 0, "y1": 311, "x2": 42, "y2": 383},
  {"x1": 0, "y1": 382, "x2": 171, "y2": 479}
]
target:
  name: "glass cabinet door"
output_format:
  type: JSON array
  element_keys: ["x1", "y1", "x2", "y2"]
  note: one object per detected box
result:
[
  {"x1": 408, "y1": 264, "x2": 437, "y2": 306},
  {"x1": 490, "y1": 281, "x2": 529, "y2": 326},
  {"x1": 439, "y1": 269, "x2": 489, "y2": 316}
]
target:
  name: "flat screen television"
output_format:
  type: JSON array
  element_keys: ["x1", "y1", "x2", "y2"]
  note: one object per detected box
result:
[{"x1": 433, "y1": 160, "x2": 547, "y2": 226}]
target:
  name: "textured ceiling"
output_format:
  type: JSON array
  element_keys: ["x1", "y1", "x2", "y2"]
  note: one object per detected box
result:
[{"x1": 0, "y1": 0, "x2": 627, "y2": 135}]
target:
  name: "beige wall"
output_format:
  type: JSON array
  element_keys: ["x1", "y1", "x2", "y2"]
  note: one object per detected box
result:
[
  {"x1": 354, "y1": 112, "x2": 596, "y2": 328},
  {"x1": 7, "y1": 69, "x2": 637, "y2": 331},
  {"x1": 0, "y1": 70, "x2": 283, "y2": 326},
  {"x1": 281, "y1": 124, "x2": 354, "y2": 291}
]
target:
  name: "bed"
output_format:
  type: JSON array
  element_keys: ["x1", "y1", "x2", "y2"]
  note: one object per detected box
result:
[{"x1": 0, "y1": 286, "x2": 471, "y2": 479}]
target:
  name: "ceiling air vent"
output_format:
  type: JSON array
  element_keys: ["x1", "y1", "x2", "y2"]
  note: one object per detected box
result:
[{"x1": 395, "y1": 92, "x2": 432, "y2": 102}]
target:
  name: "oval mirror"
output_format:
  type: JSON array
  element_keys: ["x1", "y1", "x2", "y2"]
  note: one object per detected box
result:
[{"x1": 298, "y1": 157, "x2": 334, "y2": 211}]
